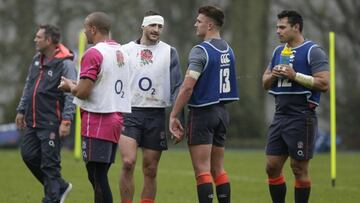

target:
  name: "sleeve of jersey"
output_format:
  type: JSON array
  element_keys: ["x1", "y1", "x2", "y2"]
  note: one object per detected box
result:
[
  {"x1": 80, "y1": 48, "x2": 103, "y2": 81},
  {"x1": 188, "y1": 46, "x2": 206, "y2": 74},
  {"x1": 309, "y1": 46, "x2": 329, "y2": 74},
  {"x1": 169, "y1": 47, "x2": 182, "y2": 103}
]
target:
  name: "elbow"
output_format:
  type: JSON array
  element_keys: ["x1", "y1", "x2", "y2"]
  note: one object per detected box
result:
[
  {"x1": 262, "y1": 81, "x2": 271, "y2": 90},
  {"x1": 72, "y1": 88, "x2": 89, "y2": 100},
  {"x1": 316, "y1": 80, "x2": 330, "y2": 93},
  {"x1": 74, "y1": 92, "x2": 89, "y2": 100},
  {"x1": 319, "y1": 84, "x2": 329, "y2": 93},
  {"x1": 263, "y1": 83, "x2": 270, "y2": 90},
  {"x1": 75, "y1": 94, "x2": 88, "y2": 100},
  {"x1": 262, "y1": 75, "x2": 274, "y2": 90},
  {"x1": 182, "y1": 84, "x2": 194, "y2": 97}
]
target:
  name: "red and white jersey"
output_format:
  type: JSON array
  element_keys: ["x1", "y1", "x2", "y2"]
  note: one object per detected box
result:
[
  {"x1": 122, "y1": 41, "x2": 171, "y2": 107},
  {"x1": 74, "y1": 40, "x2": 131, "y2": 143},
  {"x1": 74, "y1": 41, "x2": 131, "y2": 113}
]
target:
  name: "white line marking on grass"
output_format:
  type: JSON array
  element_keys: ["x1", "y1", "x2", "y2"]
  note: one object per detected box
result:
[{"x1": 158, "y1": 168, "x2": 360, "y2": 191}]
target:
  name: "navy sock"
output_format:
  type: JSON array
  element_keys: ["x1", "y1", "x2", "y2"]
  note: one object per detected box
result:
[
  {"x1": 216, "y1": 183, "x2": 230, "y2": 203},
  {"x1": 197, "y1": 183, "x2": 214, "y2": 203}
]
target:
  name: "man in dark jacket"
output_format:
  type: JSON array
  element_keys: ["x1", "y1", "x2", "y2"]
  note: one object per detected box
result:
[{"x1": 15, "y1": 24, "x2": 77, "y2": 203}]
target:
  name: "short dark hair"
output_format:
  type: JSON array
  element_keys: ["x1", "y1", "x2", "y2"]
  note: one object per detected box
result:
[
  {"x1": 144, "y1": 10, "x2": 160, "y2": 17},
  {"x1": 39, "y1": 24, "x2": 61, "y2": 44},
  {"x1": 277, "y1": 10, "x2": 303, "y2": 32},
  {"x1": 87, "y1": 12, "x2": 112, "y2": 34},
  {"x1": 198, "y1": 5, "x2": 224, "y2": 27}
]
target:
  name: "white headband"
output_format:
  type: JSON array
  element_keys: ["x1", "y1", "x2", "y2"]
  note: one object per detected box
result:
[{"x1": 142, "y1": 15, "x2": 164, "y2": 27}]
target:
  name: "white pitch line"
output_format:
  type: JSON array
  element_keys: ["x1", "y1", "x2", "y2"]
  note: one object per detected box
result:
[{"x1": 156, "y1": 167, "x2": 360, "y2": 191}]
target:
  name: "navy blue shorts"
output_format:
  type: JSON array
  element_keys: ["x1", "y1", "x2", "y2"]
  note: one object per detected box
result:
[
  {"x1": 122, "y1": 108, "x2": 167, "y2": 151},
  {"x1": 187, "y1": 104, "x2": 229, "y2": 147},
  {"x1": 265, "y1": 114, "x2": 317, "y2": 160},
  {"x1": 82, "y1": 136, "x2": 117, "y2": 163}
]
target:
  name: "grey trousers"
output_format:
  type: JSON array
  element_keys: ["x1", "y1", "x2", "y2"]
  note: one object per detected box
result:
[{"x1": 20, "y1": 127, "x2": 67, "y2": 203}]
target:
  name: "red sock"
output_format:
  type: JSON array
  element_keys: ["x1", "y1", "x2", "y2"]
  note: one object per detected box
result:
[
  {"x1": 214, "y1": 171, "x2": 229, "y2": 186},
  {"x1": 140, "y1": 198, "x2": 154, "y2": 203},
  {"x1": 268, "y1": 175, "x2": 285, "y2": 185},
  {"x1": 295, "y1": 179, "x2": 311, "y2": 188}
]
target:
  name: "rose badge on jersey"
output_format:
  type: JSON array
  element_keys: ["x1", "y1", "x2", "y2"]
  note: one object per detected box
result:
[
  {"x1": 116, "y1": 50, "x2": 125, "y2": 67},
  {"x1": 140, "y1": 49, "x2": 153, "y2": 66}
]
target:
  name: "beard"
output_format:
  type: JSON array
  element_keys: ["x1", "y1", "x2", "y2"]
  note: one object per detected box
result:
[{"x1": 146, "y1": 32, "x2": 160, "y2": 43}]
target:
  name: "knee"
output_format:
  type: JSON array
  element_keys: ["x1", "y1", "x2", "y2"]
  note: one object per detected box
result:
[
  {"x1": 210, "y1": 168, "x2": 223, "y2": 179},
  {"x1": 290, "y1": 162, "x2": 308, "y2": 179},
  {"x1": 143, "y1": 164, "x2": 158, "y2": 179},
  {"x1": 122, "y1": 159, "x2": 136, "y2": 173},
  {"x1": 265, "y1": 163, "x2": 282, "y2": 177}
]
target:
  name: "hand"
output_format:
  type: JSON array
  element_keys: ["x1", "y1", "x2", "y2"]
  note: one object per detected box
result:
[
  {"x1": 59, "y1": 122, "x2": 71, "y2": 137},
  {"x1": 273, "y1": 64, "x2": 296, "y2": 80},
  {"x1": 58, "y1": 76, "x2": 75, "y2": 92},
  {"x1": 15, "y1": 113, "x2": 26, "y2": 129},
  {"x1": 169, "y1": 116, "x2": 184, "y2": 144}
]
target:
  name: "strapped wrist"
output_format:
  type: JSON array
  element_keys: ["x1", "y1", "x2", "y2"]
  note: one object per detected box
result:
[{"x1": 294, "y1": 72, "x2": 314, "y2": 88}]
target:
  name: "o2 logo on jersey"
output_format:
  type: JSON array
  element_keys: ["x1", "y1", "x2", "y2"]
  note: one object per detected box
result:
[
  {"x1": 220, "y1": 68, "x2": 231, "y2": 93},
  {"x1": 114, "y1": 80, "x2": 125, "y2": 98},
  {"x1": 220, "y1": 53, "x2": 230, "y2": 64},
  {"x1": 139, "y1": 77, "x2": 156, "y2": 95}
]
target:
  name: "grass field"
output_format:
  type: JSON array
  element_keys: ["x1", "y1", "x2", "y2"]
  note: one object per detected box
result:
[{"x1": 0, "y1": 149, "x2": 359, "y2": 203}]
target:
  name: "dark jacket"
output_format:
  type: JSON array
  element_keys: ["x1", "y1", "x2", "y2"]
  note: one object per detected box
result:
[{"x1": 16, "y1": 44, "x2": 77, "y2": 129}]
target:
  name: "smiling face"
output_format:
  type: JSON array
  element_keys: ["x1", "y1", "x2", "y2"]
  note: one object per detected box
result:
[
  {"x1": 142, "y1": 23, "x2": 163, "y2": 43},
  {"x1": 34, "y1": 28, "x2": 51, "y2": 53},
  {"x1": 276, "y1": 17, "x2": 298, "y2": 44}
]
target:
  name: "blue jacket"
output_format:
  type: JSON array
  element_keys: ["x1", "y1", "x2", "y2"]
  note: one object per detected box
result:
[{"x1": 16, "y1": 44, "x2": 77, "y2": 129}]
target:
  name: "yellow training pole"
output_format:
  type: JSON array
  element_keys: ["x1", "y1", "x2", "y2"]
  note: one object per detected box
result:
[
  {"x1": 74, "y1": 31, "x2": 86, "y2": 159},
  {"x1": 329, "y1": 31, "x2": 336, "y2": 187}
]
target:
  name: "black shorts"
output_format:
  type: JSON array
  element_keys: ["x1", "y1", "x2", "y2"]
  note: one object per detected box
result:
[
  {"x1": 187, "y1": 103, "x2": 229, "y2": 147},
  {"x1": 265, "y1": 114, "x2": 317, "y2": 160},
  {"x1": 82, "y1": 136, "x2": 117, "y2": 163},
  {"x1": 122, "y1": 108, "x2": 167, "y2": 151}
]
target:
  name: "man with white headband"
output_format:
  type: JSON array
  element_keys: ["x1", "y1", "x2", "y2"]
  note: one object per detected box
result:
[{"x1": 119, "y1": 10, "x2": 182, "y2": 203}]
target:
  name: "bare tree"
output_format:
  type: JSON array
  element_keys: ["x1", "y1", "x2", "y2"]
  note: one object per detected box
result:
[
  {"x1": 1, "y1": 0, "x2": 36, "y2": 122},
  {"x1": 227, "y1": 0, "x2": 270, "y2": 140}
]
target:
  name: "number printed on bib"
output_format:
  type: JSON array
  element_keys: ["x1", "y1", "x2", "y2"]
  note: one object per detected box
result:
[
  {"x1": 277, "y1": 78, "x2": 292, "y2": 87},
  {"x1": 220, "y1": 68, "x2": 231, "y2": 93}
]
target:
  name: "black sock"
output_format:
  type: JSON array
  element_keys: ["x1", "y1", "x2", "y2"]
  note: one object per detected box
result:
[
  {"x1": 295, "y1": 179, "x2": 311, "y2": 203},
  {"x1": 86, "y1": 162, "x2": 112, "y2": 203},
  {"x1": 269, "y1": 183, "x2": 286, "y2": 203},
  {"x1": 197, "y1": 183, "x2": 214, "y2": 203},
  {"x1": 295, "y1": 187, "x2": 311, "y2": 203},
  {"x1": 216, "y1": 183, "x2": 230, "y2": 203}
]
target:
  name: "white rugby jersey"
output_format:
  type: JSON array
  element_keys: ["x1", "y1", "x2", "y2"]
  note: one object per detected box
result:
[
  {"x1": 74, "y1": 42, "x2": 131, "y2": 113},
  {"x1": 122, "y1": 41, "x2": 171, "y2": 107}
]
